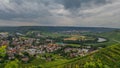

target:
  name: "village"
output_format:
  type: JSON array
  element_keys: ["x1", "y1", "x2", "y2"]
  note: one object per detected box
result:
[{"x1": 0, "y1": 32, "x2": 96, "y2": 63}]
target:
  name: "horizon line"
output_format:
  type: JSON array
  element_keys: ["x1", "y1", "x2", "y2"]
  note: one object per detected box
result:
[{"x1": 0, "y1": 26, "x2": 119, "y2": 29}]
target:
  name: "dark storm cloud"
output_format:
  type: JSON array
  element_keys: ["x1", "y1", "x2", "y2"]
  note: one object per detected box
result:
[
  {"x1": 61, "y1": 0, "x2": 81, "y2": 10},
  {"x1": 0, "y1": 10, "x2": 41, "y2": 20},
  {"x1": 0, "y1": 0, "x2": 111, "y2": 20},
  {"x1": 56, "y1": 0, "x2": 109, "y2": 10},
  {"x1": 10, "y1": 0, "x2": 23, "y2": 5},
  {"x1": 0, "y1": 0, "x2": 52, "y2": 20}
]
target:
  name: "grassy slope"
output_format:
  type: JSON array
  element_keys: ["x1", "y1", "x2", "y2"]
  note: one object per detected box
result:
[{"x1": 52, "y1": 44, "x2": 120, "y2": 68}]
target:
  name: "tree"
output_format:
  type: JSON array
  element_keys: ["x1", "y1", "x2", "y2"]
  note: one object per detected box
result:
[
  {"x1": 84, "y1": 62, "x2": 96, "y2": 68},
  {"x1": 5, "y1": 59, "x2": 19, "y2": 68},
  {"x1": 84, "y1": 61, "x2": 110, "y2": 68},
  {"x1": 0, "y1": 45, "x2": 7, "y2": 58}
]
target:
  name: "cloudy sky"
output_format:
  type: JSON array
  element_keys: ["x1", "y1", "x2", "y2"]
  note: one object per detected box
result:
[{"x1": 0, "y1": 0, "x2": 120, "y2": 28}]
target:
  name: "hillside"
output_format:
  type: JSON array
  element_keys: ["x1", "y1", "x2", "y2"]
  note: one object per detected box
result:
[{"x1": 51, "y1": 44, "x2": 120, "y2": 68}]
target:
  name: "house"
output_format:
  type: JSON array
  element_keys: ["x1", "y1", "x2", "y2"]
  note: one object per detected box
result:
[{"x1": 21, "y1": 57, "x2": 29, "y2": 63}]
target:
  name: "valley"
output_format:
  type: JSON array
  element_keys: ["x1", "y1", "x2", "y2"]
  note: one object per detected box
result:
[{"x1": 0, "y1": 26, "x2": 119, "y2": 68}]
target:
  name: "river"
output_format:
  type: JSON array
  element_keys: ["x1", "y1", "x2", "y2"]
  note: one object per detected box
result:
[{"x1": 97, "y1": 38, "x2": 107, "y2": 42}]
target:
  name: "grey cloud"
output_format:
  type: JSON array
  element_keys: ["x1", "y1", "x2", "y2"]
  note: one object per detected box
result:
[
  {"x1": 54, "y1": 0, "x2": 112, "y2": 17},
  {"x1": 0, "y1": 0, "x2": 112, "y2": 20},
  {"x1": 56, "y1": 0, "x2": 110, "y2": 10},
  {"x1": 0, "y1": 0, "x2": 52, "y2": 20},
  {"x1": 0, "y1": 0, "x2": 120, "y2": 28},
  {"x1": 61, "y1": 0, "x2": 81, "y2": 10}
]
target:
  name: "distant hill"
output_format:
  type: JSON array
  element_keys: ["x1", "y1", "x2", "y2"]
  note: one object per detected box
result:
[{"x1": 0, "y1": 26, "x2": 118, "y2": 33}]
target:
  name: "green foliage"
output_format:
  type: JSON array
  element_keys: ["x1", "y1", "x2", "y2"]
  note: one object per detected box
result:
[
  {"x1": 0, "y1": 46, "x2": 7, "y2": 58},
  {"x1": 5, "y1": 59, "x2": 19, "y2": 68},
  {"x1": 84, "y1": 60, "x2": 110, "y2": 68},
  {"x1": 84, "y1": 62, "x2": 96, "y2": 68}
]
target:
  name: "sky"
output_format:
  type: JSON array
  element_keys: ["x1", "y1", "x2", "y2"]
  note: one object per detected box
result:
[{"x1": 0, "y1": 0, "x2": 120, "y2": 28}]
